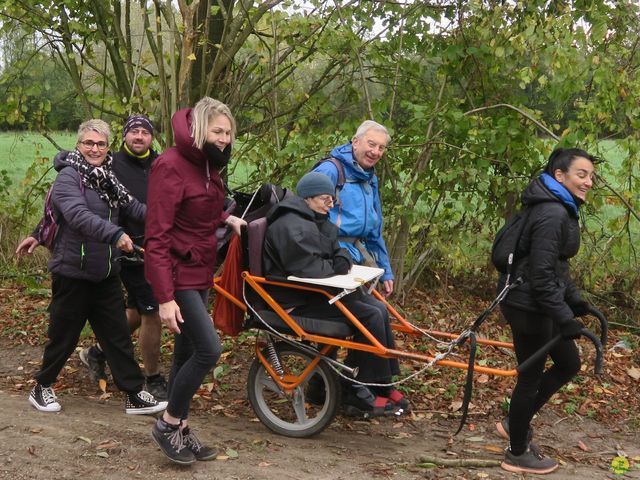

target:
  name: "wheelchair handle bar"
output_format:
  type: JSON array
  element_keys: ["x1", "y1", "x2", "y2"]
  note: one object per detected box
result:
[
  {"x1": 586, "y1": 305, "x2": 608, "y2": 347},
  {"x1": 517, "y1": 327, "x2": 604, "y2": 375}
]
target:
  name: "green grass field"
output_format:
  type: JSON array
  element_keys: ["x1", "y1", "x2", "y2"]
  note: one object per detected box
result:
[{"x1": 0, "y1": 131, "x2": 76, "y2": 188}]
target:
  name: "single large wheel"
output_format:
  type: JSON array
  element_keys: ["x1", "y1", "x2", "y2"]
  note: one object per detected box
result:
[{"x1": 247, "y1": 342, "x2": 341, "y2": 438}]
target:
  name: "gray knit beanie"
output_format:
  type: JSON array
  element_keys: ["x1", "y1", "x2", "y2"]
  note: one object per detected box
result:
[{"x1": 296, "y1": 172, "x2": 335, "y2": 199}]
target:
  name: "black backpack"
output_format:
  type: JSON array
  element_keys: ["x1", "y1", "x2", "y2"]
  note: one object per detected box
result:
[{"x1": 491, "y1": 207, "x2": 532, "y2": 279}]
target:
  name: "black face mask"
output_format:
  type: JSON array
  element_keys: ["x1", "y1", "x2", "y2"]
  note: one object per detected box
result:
[{"x1": 203, "y1": 143, "x2": 232, "y2": 169}]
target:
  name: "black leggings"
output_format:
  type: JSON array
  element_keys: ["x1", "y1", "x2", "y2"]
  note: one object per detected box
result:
[
  {"x1": 502, "y1": 305, "x2": 581, "y2": 455},
  {"x1": 167, "y1": 289, "x2": 222, "y2": 420}
]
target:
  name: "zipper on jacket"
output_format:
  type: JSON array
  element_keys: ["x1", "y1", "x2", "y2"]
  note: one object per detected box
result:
[
  {"x1": 80, "y1": 243, "x2": 85, "y2": 270},
  {"x1": 106, "y1": 208, "x2": 113, "y2": 277}
]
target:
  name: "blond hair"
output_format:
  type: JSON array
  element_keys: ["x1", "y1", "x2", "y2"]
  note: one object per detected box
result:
[{"x1": 190, "y1": 97, "x2": 236, "y2": 149}]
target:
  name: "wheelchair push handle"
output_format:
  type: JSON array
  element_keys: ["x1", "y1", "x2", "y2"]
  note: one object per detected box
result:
[
  {"x1": 517, "y1": 327, "x2": 604, "y2": 375},
  {"x1": 586, "y1": 305, "x2": 608, "y2": 347}
]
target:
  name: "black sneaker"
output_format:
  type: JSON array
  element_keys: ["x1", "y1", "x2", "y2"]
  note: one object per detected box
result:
[
  {"x1": 125, "y1": 390, "x2": 168, "y2": 415},
  {"x1": 29, "y1": 384, "x2": 61, "y2": 412},
  {"x1": 342, "y1": 384, "x2": 401, "y2": 418},
  {"x1": 151, "y1": 419, "x2": 196, "y2": 465},
  {"x1": 146, "y1": 374, "x2": 168, "y2": 401},
  {"x1": 182, "y1": 426, "x2": 217, "y2": 461},
  {"x1": 501, "y1": 447, "x2": 558, "y2": 474},
  {"x1": 79, "y1": 346, "x2": 107, "y2": 384}
]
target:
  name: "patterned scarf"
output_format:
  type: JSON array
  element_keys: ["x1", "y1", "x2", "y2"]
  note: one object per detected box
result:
[{"x1": 65, "y1": 149, "x2": 133, "y2": 208}]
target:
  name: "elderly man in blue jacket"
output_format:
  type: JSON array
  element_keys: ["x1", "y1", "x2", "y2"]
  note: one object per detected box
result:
[{"x1": 312, "y1": 120, "x2": 394, "y2": 296}]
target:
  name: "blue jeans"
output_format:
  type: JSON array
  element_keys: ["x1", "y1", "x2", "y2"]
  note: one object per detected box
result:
[{"x1": 167, "y1": 289, "x2": 222, "y2": 419}]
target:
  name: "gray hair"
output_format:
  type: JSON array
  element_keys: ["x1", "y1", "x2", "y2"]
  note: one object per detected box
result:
[
  {"x1": 353, "y1": 120, "x2": 391, "y2": 143},
  {"x1": 190, "y1": 97, "x2": 236, "y2": 149},
  {"x1": 77, "y1": 119, "x2": 111, "y2": 143}
]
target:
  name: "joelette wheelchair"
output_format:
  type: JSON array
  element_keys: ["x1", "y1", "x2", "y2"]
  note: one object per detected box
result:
[{"x1": 212, "y1": 187, "x2": 607, "y2": 438}]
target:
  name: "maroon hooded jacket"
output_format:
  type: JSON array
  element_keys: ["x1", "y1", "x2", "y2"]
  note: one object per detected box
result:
[{"x1": 144, "y1": 108, "x2": 229, "y2": 304}]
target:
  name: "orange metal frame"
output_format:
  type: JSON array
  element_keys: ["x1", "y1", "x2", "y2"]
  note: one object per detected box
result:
[{"x1": 213, "y1": 272, "x2": 518, "y2": 394}]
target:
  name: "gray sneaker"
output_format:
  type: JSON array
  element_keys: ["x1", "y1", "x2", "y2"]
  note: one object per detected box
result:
[
  {"x1": 79, "y1": 346, "x2": 107, "y2": 384},
  {"x1": 501, "y1": 447, "x2": 559, "y2": 475},
  {"x1": 182, "y1": 427, "x2": 217, "y2": 461},
  {"x1": 151, "y1": 419, "x2": 195, "y2": 466}
]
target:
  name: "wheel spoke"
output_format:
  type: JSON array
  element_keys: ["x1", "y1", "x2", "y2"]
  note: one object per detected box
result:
[
  {"x1": 258, "y1": 371, "x2": 282, "y2": 395},
  {"x1": 291, "y1": 387, "x2": 308, "y2": 424}
]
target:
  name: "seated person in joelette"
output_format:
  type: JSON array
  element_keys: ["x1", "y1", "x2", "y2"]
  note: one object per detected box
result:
[{"x1": 262, "y1": 172, "x2": 409, "y2": 416}]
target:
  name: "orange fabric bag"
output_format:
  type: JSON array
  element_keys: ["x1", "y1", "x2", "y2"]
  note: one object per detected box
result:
[{"x1": 212, "y1": 234, "x2": 245, "y2": 336}]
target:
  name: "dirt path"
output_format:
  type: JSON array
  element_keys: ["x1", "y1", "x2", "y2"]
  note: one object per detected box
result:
[{"x1": 1, "y1": 339, "x2": 638, "y2": 480}]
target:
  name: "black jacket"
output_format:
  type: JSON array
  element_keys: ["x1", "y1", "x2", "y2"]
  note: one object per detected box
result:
[
  {"x1": 263, "y1": 195, "x2": 352, "y2": 308},
  {"x1": 113, "y1": 146, "x2": 158, "y2": 245},
  {"x1": 499, "y1": 177, "x2": 584, "y2": 328}
]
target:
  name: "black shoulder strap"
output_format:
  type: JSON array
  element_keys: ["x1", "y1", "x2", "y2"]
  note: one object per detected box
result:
[{"x1": 505, "y1": 206, "x2": 532, "y2": 281}]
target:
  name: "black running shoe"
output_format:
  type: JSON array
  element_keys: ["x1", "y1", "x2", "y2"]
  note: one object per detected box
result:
[
  {"x1": 151, "y1": 419, "x2": 195, "y2": 466},
  {"x1": 343, "y1": 384, "x2": 400, "y2": 418},
  {"x1": 79, "y1": 346, "x2": 107, "y2": 384},
  {"x1": 146, "y1": 374, "x2": 168, "y2": 401}
]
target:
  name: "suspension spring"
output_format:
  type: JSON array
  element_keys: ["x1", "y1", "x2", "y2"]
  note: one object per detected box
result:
[{"x1": 266, "y1": 339, "x2": 284, "y2": 377}]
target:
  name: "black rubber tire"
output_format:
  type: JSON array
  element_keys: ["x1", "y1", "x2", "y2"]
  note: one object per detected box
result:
[{"x1": 247, "y1": 343, "x2": 341, "y2": 438}]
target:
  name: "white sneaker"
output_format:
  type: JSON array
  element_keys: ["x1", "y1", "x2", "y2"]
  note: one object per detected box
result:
[{"x1": 29, "y1": 384, "x2": 62, "y2": 412}]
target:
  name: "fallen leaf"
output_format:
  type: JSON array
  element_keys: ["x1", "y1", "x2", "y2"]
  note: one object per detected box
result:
[
  {"x1": 27, "y1": 445, "x2": 36, "y2": 455},
  {"x1": 76, "y1": 436, "x2": 92, "y2": 444},
  {"x1": 449, "y1": 400, "x2": 463, "y2": 412},
  {"x1": 477, "y1": 374, "x2": 489, "y2": 384},
  {"x1": 466, "y1": 436, "x2": 485, "y2": 442},
  {"x1": 216, "y1": 455, "x2": 229, "y2": 461},
  {"x1": 258, "y1": 462, "x2": 271, "y2": 467},
  {"x1": 626, "y1": 367, "x2": 640, "y2": 381},
  {"x1": 225, "y1": 448, "x2": 238, "y2": 458},
  {"x1": 96, "y1": 451, "x2": 109, "y2": 458},
  {"x1": 99, "y1": 379, "x2": 107, "y2": 393},
  {"x1": 577, "y1": 440, "x2": 589, "y2": 452},
  {"x1": 30, "y1": 428, "x2": 42, "y2": 434}
]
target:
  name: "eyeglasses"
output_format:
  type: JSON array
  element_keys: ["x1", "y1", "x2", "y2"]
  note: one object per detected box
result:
[
  {"x1": 78, "y1": 140, "x2": 109, "y2": 150},
  {"x1": 316, "y1": 194, "x2": 335, "y2": 205}
]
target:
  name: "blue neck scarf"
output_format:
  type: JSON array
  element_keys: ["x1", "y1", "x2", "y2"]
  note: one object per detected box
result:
[{"x1": 540, "y1": 172, "x2": 579, "y2": 216}]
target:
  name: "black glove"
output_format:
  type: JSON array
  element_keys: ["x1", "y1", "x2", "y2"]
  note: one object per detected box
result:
[
  {"x1": 558, "y1": 318, "x2": 584, "y2": 340},
  {"x1": 569, "y1": 300, "x2": 591, "y2": 317},
  {"x1": 333, "y1": 256, "x2": 351, "y2": 275}
]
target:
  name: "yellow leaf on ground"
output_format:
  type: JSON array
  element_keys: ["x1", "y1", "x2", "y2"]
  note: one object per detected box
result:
[{"x1": 99, "y1": 379, "x2": 107, "y2": 393}]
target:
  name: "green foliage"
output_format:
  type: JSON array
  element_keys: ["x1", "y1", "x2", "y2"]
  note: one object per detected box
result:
[{"x1": 0, "y1": 0, "x2": 638, "y2": 321}]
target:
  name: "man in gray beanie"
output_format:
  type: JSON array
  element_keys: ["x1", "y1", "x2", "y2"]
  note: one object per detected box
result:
[{"x1": 79, "y1": 113, "x2": 168, "y2": 400}]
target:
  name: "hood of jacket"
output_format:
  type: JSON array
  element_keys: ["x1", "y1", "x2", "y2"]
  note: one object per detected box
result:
[
  {"x1": 521, "y1": 176, "x2": 579, "y2": 219},
  {"x1": 267, "y1": 195, "x2": 317, "y2": 224},
  {"x1": 171, "y1": 107, "x2": 208, "y2": 167},
  {"x1": 330, "y1": 142, "x2": 376, "y2": 183},
  {"x1": 53, "y1": 150, "x2": 74, "y2": 172}
]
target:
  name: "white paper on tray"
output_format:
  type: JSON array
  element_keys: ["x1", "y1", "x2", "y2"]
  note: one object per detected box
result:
[{"x1": 287, "y1": 264, "x2": 384, "y2": 290}]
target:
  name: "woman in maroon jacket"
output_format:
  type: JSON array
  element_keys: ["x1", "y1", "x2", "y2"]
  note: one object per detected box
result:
[{"x1": 145, "y1": 97, "x2": 244, "y2": 465}]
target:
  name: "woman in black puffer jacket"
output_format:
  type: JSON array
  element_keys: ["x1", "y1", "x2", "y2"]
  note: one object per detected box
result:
[{"x1": 497, "y1": 148, "x2": 597, "y2": 475}]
